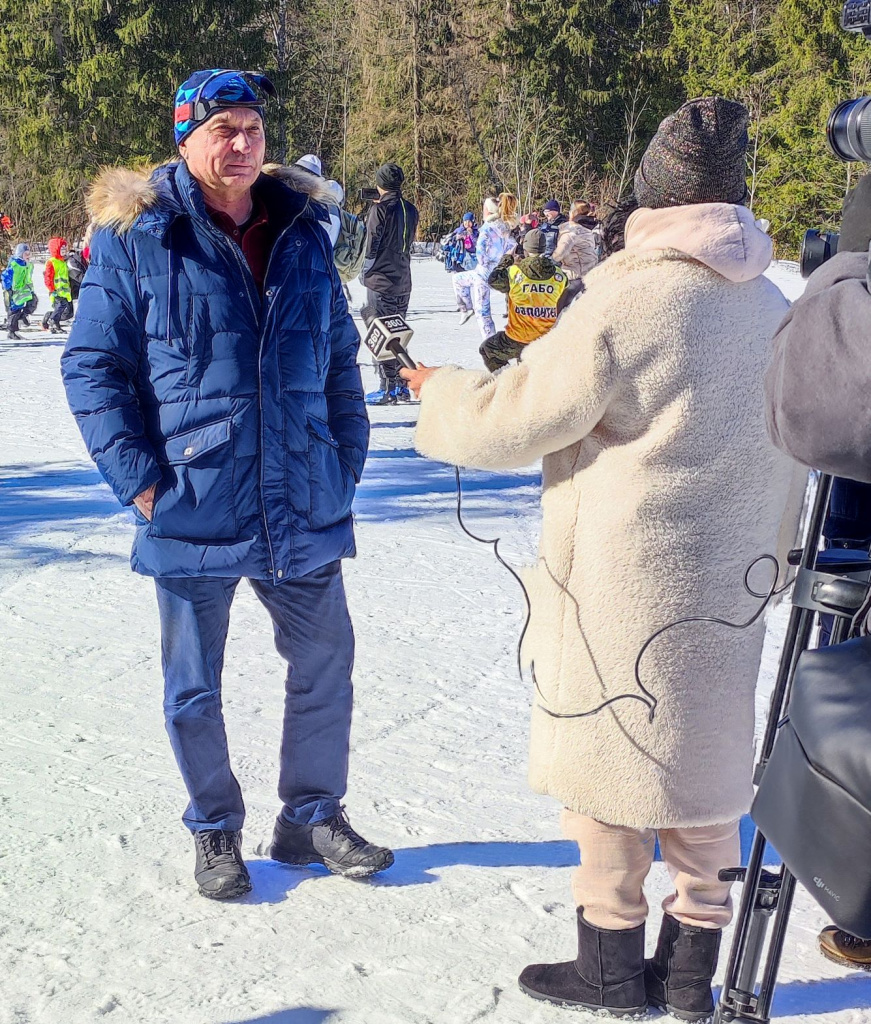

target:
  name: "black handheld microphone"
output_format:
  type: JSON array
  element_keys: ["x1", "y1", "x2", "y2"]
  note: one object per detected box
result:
[{"x1": 362, "y1": 314, "x2": 416, "y2": 369}]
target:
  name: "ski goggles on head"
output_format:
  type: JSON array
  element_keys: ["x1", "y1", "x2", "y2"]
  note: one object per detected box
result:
[{"x1": 174, "y1": 69, "x2": 277, "y2": 145}]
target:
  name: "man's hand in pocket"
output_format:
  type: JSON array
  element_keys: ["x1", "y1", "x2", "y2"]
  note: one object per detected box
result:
[{"x1": 133, "y1": 483, "x2": 157, "y2": 522}]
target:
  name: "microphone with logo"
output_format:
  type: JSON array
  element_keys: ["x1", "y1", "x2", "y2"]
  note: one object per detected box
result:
[{"x1": 362, "y1": 314, "x2": 415, "y2": 370}]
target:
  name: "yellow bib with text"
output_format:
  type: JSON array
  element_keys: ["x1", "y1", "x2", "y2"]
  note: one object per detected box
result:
[{"x1": 506, "y1": 264, "x2": 567, "y2": 344}]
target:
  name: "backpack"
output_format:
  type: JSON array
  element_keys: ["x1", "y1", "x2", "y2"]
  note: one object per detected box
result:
[
  {"x1": 333, "y1": 208, "x2": 367, "y2": 283},
  {"x1": 1, "y1": 265, "x2": 13, "y2": 293}
]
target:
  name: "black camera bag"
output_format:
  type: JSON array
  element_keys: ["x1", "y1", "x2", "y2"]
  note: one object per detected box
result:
[{"x1": 752, "y1": 633, "x2": 871, "y2": 938}]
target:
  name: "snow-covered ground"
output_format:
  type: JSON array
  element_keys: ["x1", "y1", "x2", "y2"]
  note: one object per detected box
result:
[{"x1": 1, "y1": 258, "x2": 869, "y2": 1024}]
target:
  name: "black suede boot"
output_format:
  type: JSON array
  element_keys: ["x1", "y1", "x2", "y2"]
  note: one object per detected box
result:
[
  {"x1": 519, "y1": 908, "x2": 648, "y2": 1017},
  {"x1": 645, "y1": 913, "x2": 721, "y2": 1021}
]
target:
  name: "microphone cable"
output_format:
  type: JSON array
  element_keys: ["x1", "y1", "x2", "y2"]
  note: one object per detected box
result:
[{"x1": 454, "y1": 467, "x2": 793, "y2": 727}]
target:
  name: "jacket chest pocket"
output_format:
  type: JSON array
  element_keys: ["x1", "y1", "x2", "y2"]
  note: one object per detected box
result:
[
  {"x1": 150, "y1": 417, "x2": 238, "y2": 543},
  {"x1": 305, "y1": 415, "x2": 354, "y2": 530}
]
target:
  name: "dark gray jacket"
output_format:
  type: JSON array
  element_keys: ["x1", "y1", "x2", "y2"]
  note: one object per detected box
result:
[
  {"x1": 361, "y1": 191, "x2": 419, "y2": 295},
  {"x1": 765, "y1": 251, "x2": 871, "y2": 484}
]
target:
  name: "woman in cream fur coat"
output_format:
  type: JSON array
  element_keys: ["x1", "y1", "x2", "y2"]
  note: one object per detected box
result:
[{"x1": 403, "y1": 99, "x2": 802, "y2": 1020}]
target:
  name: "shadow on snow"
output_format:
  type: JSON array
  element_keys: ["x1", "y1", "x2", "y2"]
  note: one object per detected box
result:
[
  {"x1": 769, "y1": 973, "x2": 871, "y2": 1015},
  {"x1": 220, "y1": 1011, "x2": 335, "y2": 1024},
  {"x1": 242, "y1": 818, "x2": 771, "y2": 905},
  {"x1": 0, "y1": 460, "x2": 128, "y2": 561},
  {"x1": 354, "y1": 449, "x2": 539, "y2": 524},
  {"x1": 1, "y1": 448, "x2": 536, "y2": 549}
]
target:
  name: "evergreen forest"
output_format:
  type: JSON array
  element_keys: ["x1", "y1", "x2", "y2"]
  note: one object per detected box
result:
[{"x1": 0, "y1": 0, "x2": 869, "y2": 253}]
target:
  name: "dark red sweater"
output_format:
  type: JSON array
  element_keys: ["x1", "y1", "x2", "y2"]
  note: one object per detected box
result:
[{"x1": 207, "y1": 197, "x2": 273, "y2": 295}]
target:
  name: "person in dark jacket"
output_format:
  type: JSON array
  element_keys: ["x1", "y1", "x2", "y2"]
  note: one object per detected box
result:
[
  {"x1": 66, "y1": 247, "x2": 89, "y2": 300},
  {"x1": 360, "y1": 162, "x2": 419, "y2": 404},
  {"x1": 540, "y1": 199, "x2": 568, "y2": 256},
  {"x1": 764, "y1": 171, "x2": 871, "y2": 970},
  {"x1": 61, "y1": 68, "x2": 392, "y2": 902}
]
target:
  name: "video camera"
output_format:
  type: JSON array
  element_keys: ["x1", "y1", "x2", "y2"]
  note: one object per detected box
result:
[{"x1": 800, "y1": 0, "x2": 871, "y2": 278}]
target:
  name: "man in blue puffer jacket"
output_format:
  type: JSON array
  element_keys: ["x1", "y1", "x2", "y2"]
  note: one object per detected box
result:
[{"x1": 61, "y1": 69, "x2": 393, "y2": 900}]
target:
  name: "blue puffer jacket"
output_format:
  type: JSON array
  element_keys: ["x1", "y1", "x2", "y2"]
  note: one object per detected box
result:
[{"x1": 61, "y1": 161, "x2": 369, "y2": 583}]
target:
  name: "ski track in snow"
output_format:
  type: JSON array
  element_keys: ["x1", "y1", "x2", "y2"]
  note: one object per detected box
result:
[{"x1": 1, "y1": 260, "x2": 869, "y2": 1024}]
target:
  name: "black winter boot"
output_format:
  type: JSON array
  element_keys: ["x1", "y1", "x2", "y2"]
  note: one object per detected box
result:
[
  {"x1": 645, "y1": 913, "x2": 721, "y2": 1021},
  {"x1": 270, "y1": 807, "x2": 394, "y2": 878},
  {"x1": 518, "y1": 908, "x2": 648, "y2": 1017},
  {"x1": 193, "y1": 829, "x2": 251, "y2": 900}
]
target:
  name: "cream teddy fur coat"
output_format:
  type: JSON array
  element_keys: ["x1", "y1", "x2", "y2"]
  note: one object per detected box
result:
[{"x1": 415, "y1": 203, "x2": 804, "y2": 829}]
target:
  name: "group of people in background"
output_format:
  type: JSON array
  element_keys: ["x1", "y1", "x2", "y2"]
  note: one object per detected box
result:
[
  {"x1": 1, "y1": 237, "x2": 89, "y2": 340},
  {"x1": 438, "y1": 192, "x2": 601, "y2": 375}
]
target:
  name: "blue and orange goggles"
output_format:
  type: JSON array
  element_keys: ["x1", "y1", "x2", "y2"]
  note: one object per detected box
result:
[{"x1": 174, "y1": 69, "x2": 277, "y2": 144}]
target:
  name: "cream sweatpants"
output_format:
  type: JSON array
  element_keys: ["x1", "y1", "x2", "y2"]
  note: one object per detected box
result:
[{"x1": 562, "y1": 810, "x2": 741, "y2": 931}]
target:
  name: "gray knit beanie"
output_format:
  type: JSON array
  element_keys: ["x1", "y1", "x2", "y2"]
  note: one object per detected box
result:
[
  {"x1": 634, "y1": 97, "x2": 750, "y2": 210},
  {"x1": 523, "y1": 228, "x2": 546, "y2": 255}
]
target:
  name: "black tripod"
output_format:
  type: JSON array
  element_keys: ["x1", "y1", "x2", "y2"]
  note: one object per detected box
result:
[{"x1": 715, "y1": 474, "x2": 871, "y2": 1023}]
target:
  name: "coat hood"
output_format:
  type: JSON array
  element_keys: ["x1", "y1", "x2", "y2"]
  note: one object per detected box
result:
[
  {"x1": 48, "y1": 237, "x2": 67, "y2": 259},
  {"x1": 624, "y1": 203, "x2": 772, "y2": 283},
  {"x1": 87, "y1": 161, "x2": 336, "y2": 234}
]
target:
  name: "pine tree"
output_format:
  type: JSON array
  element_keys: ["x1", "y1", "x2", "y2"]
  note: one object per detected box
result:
[
  {"x1": 757, "y1": 0, "x2": 871, "y2": 248},
  {"x1": 492, "y1": 0, "x2": 681, "y2": 195},
  {"x1": 0, "y1": 0, "x2": 269, "y2": 237},
  {"x1": 670, "y1": 0, "x2": 871, "y2": 252}
]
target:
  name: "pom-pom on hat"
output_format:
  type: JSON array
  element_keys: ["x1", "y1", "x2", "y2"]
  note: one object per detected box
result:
[{"x1": 634, "y1": 97, "x2": 750, "y2": 210}]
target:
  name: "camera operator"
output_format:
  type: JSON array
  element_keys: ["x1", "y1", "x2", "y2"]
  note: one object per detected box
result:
[
  {"x1": 402, "y1": 98, "x2": 804, "y2": 1018},
  {"x1": 766, "y1": 174, "x2": 871, "y2": 485},
  {"x1": 765, "y1": 172, "x2": 871, "y2": 969}
]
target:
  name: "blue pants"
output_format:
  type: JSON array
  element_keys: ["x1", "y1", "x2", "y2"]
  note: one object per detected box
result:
[{"x1": 155, "y1": 561, "x2": 354, "y2": 832}]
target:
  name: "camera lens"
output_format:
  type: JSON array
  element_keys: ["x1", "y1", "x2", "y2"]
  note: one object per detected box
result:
[
  {"x1": 827, "y1": 97, "x2": 871, "y2": 162},
  {"x1": 800, "y1": 229, "x2": 840, "y2": 279}
]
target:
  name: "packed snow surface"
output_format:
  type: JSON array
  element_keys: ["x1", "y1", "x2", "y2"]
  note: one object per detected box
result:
[{"x1": 1, "y1": 258, "x2": 869, "y2": 1024}]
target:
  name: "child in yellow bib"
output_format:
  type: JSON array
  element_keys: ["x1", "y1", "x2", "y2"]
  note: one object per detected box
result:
[
  {"x1": 481, "y1": 228, "x2": 568, "y2": 371},
  {"x1": 42, "y1": 236, "x2": 74, "y2": 333}
]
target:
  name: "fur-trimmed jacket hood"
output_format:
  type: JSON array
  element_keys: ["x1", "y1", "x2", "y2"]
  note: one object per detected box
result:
[{"x1": 87, "y1": 160, "x2": 336, "y2": 236}]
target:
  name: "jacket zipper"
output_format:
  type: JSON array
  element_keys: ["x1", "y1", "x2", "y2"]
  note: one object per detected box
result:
[{"x1": 202, "y1": 203, "x2": 308, "y2": 582}]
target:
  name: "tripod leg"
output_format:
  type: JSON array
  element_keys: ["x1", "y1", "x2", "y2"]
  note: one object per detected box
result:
[
  {"x1": 754, "y1": 870, "x2": 797, "y2": 1023},
  {"x1": 736, "y1": 910, "x2": 770, "y2": 996},
  {"x1": 716, "y1": 830, "x2": 769, "y2": 1020}
]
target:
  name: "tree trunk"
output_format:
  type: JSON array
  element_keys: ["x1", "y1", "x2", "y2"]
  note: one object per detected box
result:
[{"x1": 410, "y1": 0, "x2": 423, "y2": 207}]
